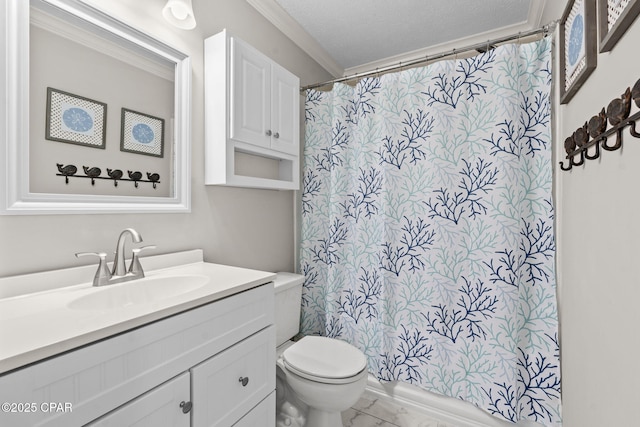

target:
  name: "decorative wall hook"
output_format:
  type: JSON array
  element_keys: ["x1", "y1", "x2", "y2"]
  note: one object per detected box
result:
[
  {"x1": 572, "y1": 150, "x2": 585, "y2": 166},
  {"x1": 55, "y1": 164, "x2": 160, "y2": 189},
  {"x1": 584, "y1": 141, "x2": 600, "y2": 160},
  {"x1": 128, "y1": 170, "x2": 142, "y2": 188},
  {"x1": 588, "y1": 108, "x2": 606, "y2": 138},
  {"x1": 559, "y1": 160, "x2": 572, "y2": 171},
  {"x1": 629, "y1": 120, "x2": 640, "y2": 138},
  {"x1": 147, "y1": 172, "x2": 160, "y2": 189},
  {"x1": 606, "y1": 87, "x2": 631, "y2": 126},
  {"x1": 602, "y1": 129, "x2": 623, "y2": 151},
  {"x1": 107, "y1": 168, "x2": 123, "y2": 187},
  {"x1": 560, "y1": 77, "x2": 640, "y2": 172},
  {"x1": 56, "y1": 163, "x2": 77, "y2": 183},
  {"x1": 560, "y1": 150, "x2": 585, "y2": 171},
  {"x1": 83, "y1": 166, "x2": 101, "y2": 185}
]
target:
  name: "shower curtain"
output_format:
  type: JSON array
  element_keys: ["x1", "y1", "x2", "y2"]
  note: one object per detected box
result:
[{"x1": 299, "y1": 38, "x2": 560, "y2": 426}]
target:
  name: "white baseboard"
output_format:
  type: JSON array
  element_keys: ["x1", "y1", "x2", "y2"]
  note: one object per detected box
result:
[{"x1": 364, "y1": 375, "x2": 544, "y2": 427}]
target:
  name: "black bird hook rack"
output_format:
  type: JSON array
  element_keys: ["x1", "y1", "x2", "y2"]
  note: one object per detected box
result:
[
  {"x1": 56, "y1": 164, "x2": 160, "y2": 189},
  {"x1": 560, "y1": 78, "x2": 640, "y2": 171}
]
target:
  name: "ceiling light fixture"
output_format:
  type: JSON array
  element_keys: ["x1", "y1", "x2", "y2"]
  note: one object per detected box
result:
[{"x1": 162, "y1": 0, "x2": 196, "y2": 30}]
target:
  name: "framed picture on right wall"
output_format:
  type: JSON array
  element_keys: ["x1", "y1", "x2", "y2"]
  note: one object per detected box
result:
[
  {"x1": 599, "y1": 0, "x2": 640, "y2": 52},
  {"x1": 560, "y1": 0, "x2": 597, "y2": 104}
]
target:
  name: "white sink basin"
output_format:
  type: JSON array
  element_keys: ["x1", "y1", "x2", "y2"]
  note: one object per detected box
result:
[
  {"x1": 68, "y1": 275, "x2": 209, "y2": 311},
  {"x1": 0, "y1": 250, "x2": 278, "y2": 375}
]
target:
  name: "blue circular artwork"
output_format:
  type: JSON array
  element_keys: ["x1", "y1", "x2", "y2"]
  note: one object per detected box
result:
[
  {"x1": 568, "y1": 13, "x2": 584, "y2": 66},
  {"x1": 62, "y1": 107, "x2": 93, "y2": 132},
  {"x1": 132, "y1": 123, "x2": 155, "y2": 144}
]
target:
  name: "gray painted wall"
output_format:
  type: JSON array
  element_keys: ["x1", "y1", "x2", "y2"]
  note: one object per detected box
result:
[{"x1": 556, "y1": 13, "x2": 640, "y2": 427}]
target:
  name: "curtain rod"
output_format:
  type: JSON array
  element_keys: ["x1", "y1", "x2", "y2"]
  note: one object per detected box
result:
[{"x1": 301, "y1": 21, "x2": 557, "y2": 92}]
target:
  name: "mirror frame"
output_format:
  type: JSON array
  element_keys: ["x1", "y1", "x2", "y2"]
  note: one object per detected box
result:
[{"x1": 0, "y1": 0, "x2": 191, "y2": 214}]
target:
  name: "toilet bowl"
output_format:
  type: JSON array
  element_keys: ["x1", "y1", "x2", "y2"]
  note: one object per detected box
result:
[
  {"x1": 279, "y1": 336, "x2": 368, "y2": 427},
  {"x1": 274, "y1": 273, "x2": 368, "y2": 427}
]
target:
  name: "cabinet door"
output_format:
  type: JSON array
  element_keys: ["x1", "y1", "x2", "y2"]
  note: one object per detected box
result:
[
  {"x1": 269, "y1": 63, "x2": 299, "y2": 155},
  {"x1": 230, "y1": 37, "x2": 271, "y2": 149},
  {"x1": 191, "y1": 327, "x2": 275, "y2": 427},
  {"x1": 87, "y1": 373, "x2": 190, "y2": 427}
]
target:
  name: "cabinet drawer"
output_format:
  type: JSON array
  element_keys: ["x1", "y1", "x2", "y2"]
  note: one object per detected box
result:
[
  {"x1": 0, "y1": 284, "x2": 273, "y2": 427},
  {"x1": 233, "y1": 392, "x2": 275, "y2": 427},
  {"x1": 86, "y1": 373, "x2": 190, "y2": 427},
  {"x1": 192, "y1": 326, "x2": 275, "y2": 427}
]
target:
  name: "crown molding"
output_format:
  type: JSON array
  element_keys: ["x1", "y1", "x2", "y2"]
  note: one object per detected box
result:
[{"x1": 246, "y1": 0, "x2": 344, "y2": 77}]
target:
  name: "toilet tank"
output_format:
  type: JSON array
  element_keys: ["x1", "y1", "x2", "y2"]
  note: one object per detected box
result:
[{"x1": 273, "y1": 272, "x2": 304, "y2": 346}]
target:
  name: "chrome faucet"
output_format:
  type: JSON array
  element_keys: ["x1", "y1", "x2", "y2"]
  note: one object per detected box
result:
[
  {"x1": 112, "y1": 228, "x2": 142, "y2": 276},
  {"x1": 76, "y1": 228, "x2": 155, "y2": 286}
]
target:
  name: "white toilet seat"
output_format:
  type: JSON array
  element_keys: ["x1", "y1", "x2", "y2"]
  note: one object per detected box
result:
[
  {"x1": 282, "y1": 336, "x2": 367, "y2": 384},
  {"x1": 283, "y1": 360, "x2": 367, "y2": 384}
]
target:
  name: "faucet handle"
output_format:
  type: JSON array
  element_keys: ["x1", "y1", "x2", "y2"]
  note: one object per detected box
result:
[
  {"x1": 75, "y1": 252, "x2": 112, "y2": 286},
  {"x1": 75, "y1": 251, "x2": 107, "y2": 258},
  {"x1": 129, "y1": 245, "x2": 156, "y2": 276}
]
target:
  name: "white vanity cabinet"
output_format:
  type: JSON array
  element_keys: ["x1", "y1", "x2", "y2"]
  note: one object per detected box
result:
[
  {"x1": 0, "y1": 283, "x2": 275, "y2": 427},
  {"x1": 204, "y1": 29, "x2": 300, "y2": 190}
]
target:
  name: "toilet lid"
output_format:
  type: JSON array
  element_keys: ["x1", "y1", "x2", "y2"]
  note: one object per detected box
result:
[{"x1": 282, "y1": 336, "x2": 367, "y2": 381}]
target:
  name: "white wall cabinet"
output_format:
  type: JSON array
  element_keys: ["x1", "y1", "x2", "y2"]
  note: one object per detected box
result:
[
  {"x1": 230, "y1": 39, "x2": 298, "y2": 156},
  {"x1": 0, "y1": 284, "x2": 275, "y2": 427},
  {"x1": 205, "y1": 29, "x2": 300, "y2": 190}
]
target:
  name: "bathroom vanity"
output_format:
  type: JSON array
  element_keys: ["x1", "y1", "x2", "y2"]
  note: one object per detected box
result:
[{"x1": 0, "y1": 250, "x2": 276, "y2": 427}]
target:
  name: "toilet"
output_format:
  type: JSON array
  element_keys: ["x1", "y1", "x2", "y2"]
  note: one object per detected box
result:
[{"x1": 274, "y1": 272, "x2": 368, "y2": 427}]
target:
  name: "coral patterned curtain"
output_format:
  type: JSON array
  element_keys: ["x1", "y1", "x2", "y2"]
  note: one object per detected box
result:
[{"x1": 299, "y1": 38, "x2": 560, "y2": 426}]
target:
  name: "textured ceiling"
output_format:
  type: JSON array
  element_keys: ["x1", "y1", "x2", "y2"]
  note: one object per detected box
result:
[
  {"x1": 248, "y1": 0, "x2": 560, "y2": 77},
  {"x1": 274, "y1": 0, "x2": 530, "y2": 69}
]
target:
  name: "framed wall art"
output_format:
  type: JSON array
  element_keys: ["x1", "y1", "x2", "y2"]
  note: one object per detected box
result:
[
  {"x1": 120, "y1": 108, "x2": 165, "y2": 157},
  {"x1": 45, "y1": 87, "x2": 107, "y2": 148},
  {"x1": 599, "y1": 0, "x2": 640, "y2": 52},
  {"x1": 560, "y1": 0, "x2": 597, "y2": 104}
]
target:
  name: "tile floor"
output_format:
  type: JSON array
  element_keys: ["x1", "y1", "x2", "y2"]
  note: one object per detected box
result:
[{"x1": 342, "y1": 391, "x2": 455, "y2": 427}]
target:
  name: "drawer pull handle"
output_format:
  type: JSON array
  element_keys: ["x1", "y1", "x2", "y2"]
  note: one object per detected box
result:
[
  {"x1": 266, "y1": 129, "x2": 272, "y2": 136},
  {"x1": 180, "y1": 400, "x2": 192, "y2": 414},
  {"x1": 238, "y1": 376, "x2": 249, "y2": 387},
  {"x1": 273, "y1": 132, "x2": 280, "y2": 139}
]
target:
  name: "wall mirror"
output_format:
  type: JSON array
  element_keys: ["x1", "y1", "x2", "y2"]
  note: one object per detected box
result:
[{"x1": 1, "y1": 0, "x2": 191, "y2": 214}]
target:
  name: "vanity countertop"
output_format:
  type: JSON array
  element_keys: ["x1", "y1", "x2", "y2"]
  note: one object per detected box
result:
[{"x1": 0, "y1": 251, "x2": 276, "y2": 374}]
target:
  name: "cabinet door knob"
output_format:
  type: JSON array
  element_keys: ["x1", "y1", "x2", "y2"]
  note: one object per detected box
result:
[
  {"x1": 273, "y1": 132, "x2": 280, "y2": 139},
  {"x1": 238, "y1": 376, "x2": 249, "y2": 387},
  {"x1": 265, "y1": 129, "x2": 272, "y2": 136},
  {"x1": 179, "y1": 400, "x2": 192, "y2": 414}
]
